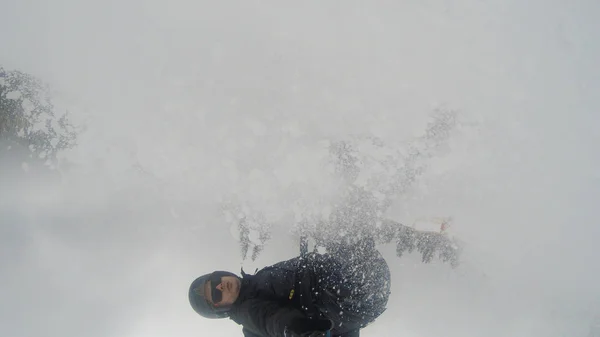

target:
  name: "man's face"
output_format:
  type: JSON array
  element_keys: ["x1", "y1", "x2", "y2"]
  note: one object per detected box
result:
[{"x1": 204, "y1": 275, "x2": 241, "y2": 307}]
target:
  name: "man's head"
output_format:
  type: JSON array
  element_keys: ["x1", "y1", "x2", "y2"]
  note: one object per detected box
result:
[{"x1": 188, "y1": 271, "x2": 242, "y2": 319}]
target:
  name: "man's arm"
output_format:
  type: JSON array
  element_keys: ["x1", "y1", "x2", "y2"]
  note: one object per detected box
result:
[
  {"x1": 234, "y1": 298, "x2": 304, "y2": 337},
  {"x1": 233, "y1": 299, "x2": 330, "y2": 337}
]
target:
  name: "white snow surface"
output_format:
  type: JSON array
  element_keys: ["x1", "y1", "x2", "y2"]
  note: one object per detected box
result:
[{"x1": 1, "y1": 1, "x2": 599, "y2": 337}]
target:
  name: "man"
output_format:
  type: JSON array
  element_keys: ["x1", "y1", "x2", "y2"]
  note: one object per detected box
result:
[
  {"x1": 188, "y1": 237, "x2": 391, "y2": 337},
  {"x1": 190, "y1": 132, "x2": 462, "y2": 335}
]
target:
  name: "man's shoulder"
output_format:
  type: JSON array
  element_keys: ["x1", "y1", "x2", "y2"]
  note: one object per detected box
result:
[
  {"x1": 241, "y1": 327, "x2": 263, "y2": 337},
  {"x1": 261, "y1": 255, "x2": 302, "y2": 271}
]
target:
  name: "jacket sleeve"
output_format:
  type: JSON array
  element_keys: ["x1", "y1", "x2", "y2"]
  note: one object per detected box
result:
[
  {"x1": 242, "y1": 327, "x2": 262, "y2": 337},
  {"x1": 233, "y1": 298, "x2": 307, "y2": 337}
]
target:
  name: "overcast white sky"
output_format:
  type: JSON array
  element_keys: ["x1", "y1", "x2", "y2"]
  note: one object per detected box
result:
[{"x1": 1, "y1": 1, "x2": 599, "y2": 336}]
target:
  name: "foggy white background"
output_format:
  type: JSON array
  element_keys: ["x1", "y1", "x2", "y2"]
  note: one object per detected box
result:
[{"x1": 1, "y1": 1, "x2": 599, "y2": 336}]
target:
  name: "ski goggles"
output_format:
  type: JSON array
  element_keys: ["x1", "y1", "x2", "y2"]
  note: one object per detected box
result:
[{"x1": 207, "y1": 271, "x2": 238, "y2": 305}]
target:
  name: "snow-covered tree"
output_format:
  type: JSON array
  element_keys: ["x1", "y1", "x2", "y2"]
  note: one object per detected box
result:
[
  {"x1": 221, "y1": 109, "x2": 462, "y2": 266},
  {"x1": 0, "y1": 66, "x2": 77, "y2": 168}
]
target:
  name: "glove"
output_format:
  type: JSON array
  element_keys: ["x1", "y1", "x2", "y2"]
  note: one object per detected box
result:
[{"x1": 284, "y1": 317, "x2": 334, "y2": 337}]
